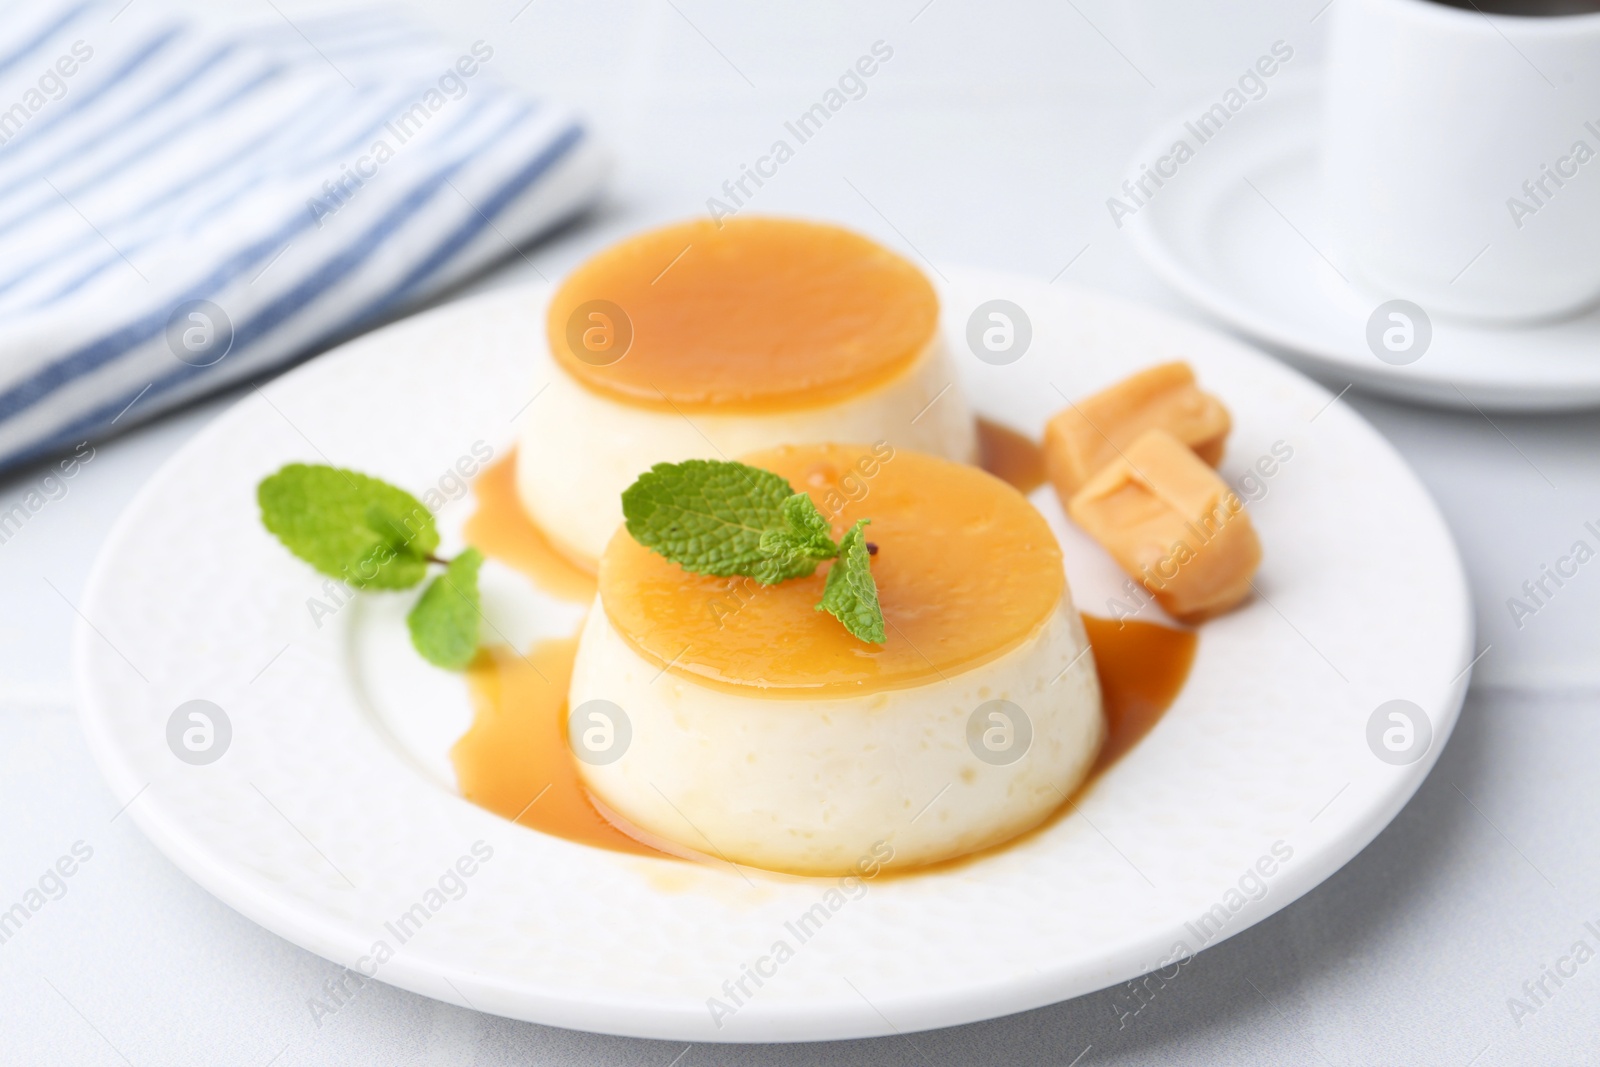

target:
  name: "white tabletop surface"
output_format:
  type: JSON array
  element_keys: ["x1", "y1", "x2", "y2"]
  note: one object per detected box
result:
[{"x1": 3, "y1": 1, "x2": 1599, "y2": 1063}]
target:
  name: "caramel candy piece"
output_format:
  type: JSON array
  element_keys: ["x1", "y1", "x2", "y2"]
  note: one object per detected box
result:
[
  {"x1": 1044, "y1": 361, "x2": 1231, "y2": 501},
  {"x1": 1067, "y1": 429, "x2": 1260, "y2": 622}
]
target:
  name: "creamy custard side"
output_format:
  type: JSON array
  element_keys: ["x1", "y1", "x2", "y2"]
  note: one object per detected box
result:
[
  {"x1": 567, "y1": 444, "x2": 1103, "y2": 876},
  {"x1": 514, "y1": 217, "x2": 977, "y2": 565}
]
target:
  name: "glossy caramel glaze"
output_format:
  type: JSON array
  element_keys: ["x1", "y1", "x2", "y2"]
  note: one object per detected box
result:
[
  {"x1": 1083, "y1": 614, "x2": 1198, "y2": 771},
  {"x1": 547, "y1": 217, "x2": 939, "y2": 413},
  {"x1": 976, "y1": 418, "x2": 1047, "y2": 495},
  {"x1": 454, "y1": 640, "x2": 665, "y2": 858},
  {"x1": 464, "y1": 453, "x2": 597, "y2": 603},
  {"x1": 598, "y1": 443, "x2": 1064, "y2": 694}
]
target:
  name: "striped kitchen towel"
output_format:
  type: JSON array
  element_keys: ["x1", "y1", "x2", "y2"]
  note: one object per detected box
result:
[{"x1": 0, "y1": 0, "x2": 607, "y2": 474}]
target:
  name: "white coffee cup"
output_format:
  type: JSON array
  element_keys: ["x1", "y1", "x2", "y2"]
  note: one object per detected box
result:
[{"x1": 1323, "y1": 0, "x2": 1600, "y2": 323}]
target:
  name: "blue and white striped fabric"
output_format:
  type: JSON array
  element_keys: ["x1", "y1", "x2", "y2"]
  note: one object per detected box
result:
[{"x1": 0, "y1": 0, "x2": 607, "y2": 474}]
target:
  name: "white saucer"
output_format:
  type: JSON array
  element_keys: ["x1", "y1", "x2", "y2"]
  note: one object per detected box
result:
[
  {"x1": 1122, "y1": 78, "x2": 1600, "y2": 411},
  {"x1": 74, "y1": 269, "x2": 1472, "y2": 1042}
]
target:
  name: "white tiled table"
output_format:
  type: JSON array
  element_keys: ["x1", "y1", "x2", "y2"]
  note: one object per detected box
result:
[{"x1": 3, "y1": 2, "x2": 1598, "y2": 1063}]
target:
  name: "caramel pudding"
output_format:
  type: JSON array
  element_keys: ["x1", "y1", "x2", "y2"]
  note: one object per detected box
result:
[
  {"x1": 566, "y1": 443, "x2": 1101, "y2": 876},
  {"x1": 516, "y1": 218, "x2": 977, "y2": 565}
]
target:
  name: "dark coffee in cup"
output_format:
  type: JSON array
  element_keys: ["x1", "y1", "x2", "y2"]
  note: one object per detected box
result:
[{"x1": 1426, "y1": 0, "x2": 1600, "y2": 15}]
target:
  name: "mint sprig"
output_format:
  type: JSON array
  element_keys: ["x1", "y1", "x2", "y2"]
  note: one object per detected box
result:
[
  {"x1": 257, "y1": 464, "x2": 482, "y2": 670},
  {"x1": 621, "y1": 459, "x2": 886, "y2": 644}
]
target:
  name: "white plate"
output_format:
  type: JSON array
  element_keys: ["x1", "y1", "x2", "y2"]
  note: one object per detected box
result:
[
  {"x1": 75, "y1": 268, "x2": 1473, "y2": 1042},
  {"x1": 1122, "y1": 78, "x2": 1600, "y2": 412}
]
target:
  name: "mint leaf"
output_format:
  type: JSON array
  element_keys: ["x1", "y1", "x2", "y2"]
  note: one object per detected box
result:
[
  {"x1": 621, "y1": 459, "x2": 797, "y2": 578},
  {"x1": 818, "y1": 520, "x2": 885, "y2": 645},
  {"x1": 258, "y1": 464, "x2": 438, "y2": 589},
  {"x1": 407, "y1": 548, "x2": 483, "y2": 670},
  {"x1": 753, "y1": 493, "x2": 839, "y2": 584},
  {"x1": 620, "y1": 459, "x2": 886, "y2": 645},
  {"x1": 365, "y1": 503, "x2": 418, "y2": 552}
]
